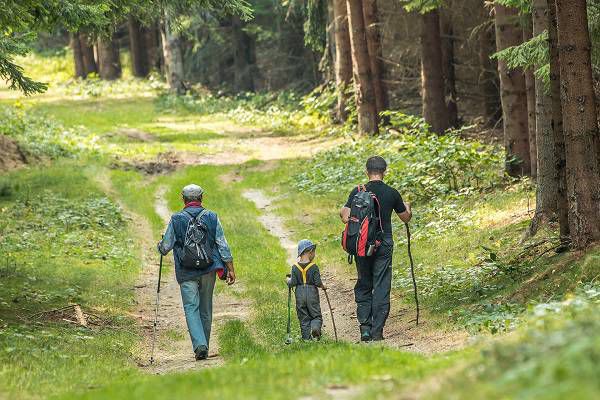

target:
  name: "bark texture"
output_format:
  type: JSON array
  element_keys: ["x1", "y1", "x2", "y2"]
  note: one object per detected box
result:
[
  {"x1": 97, "y1": 37, "x2": 122, "y2": 80},
  {"x1": 529, "y1": 0, "x2": 557, "y2": 236},
  {"x1": 441, "y1": 10, "x2": 458, "y2": 128},
  {"x1": 547, "y1": 0, "x2": 570, "y2": 241},
  {"x1": 70, "y1": 33, "x2": 85, "y2": 79},
  {"x1": 232, "y1": 15, "x2": 255, "y2": 92},
  {"x1": 556, "y1": 0, "x2": 600, "y2": 248},
  {"x1": 479, "y1": 11, "x2": 501, "y2": 127},
  {"x1": 79, "y1": 33, "x2": 97, "y2": 76},
  {"x1": 421, "y1": 9, "x2": 449, "y2": 134},
  {"x1": 523, "y1": 18, "x2": 538, "y2": 177},
  {"x1": 494, "y1": 4, "x2": 531, "y2": 176},
  {"x1": 160, "y1": 12, "x2": 186, "y2": 94},
  {"x1": 128, "y1": 16, "x2": 150, "y2": 77},
  {"x1": 145, "y1": 22, "x2": 162, "y2": 72},
  {"x1": 362, "y1": 0, "x2": 388, "y2": 114},
  {"x1": 346, "y1": 0, "x2": 378, "y2": 134},
  {"x1": 333, "y1": 0, "x2": 353, "y2": 122}
]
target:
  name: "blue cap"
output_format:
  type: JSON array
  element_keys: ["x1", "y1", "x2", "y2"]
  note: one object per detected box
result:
[{"x1": 297, "y1": 239, "x2": 316, "y2": 257}]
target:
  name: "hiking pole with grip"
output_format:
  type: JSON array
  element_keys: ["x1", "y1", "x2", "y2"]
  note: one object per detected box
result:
[
  {"x1": 405, "y1": 223, "x2": 420, "y2": 326},
  {"x1": 150, "y1": 252, "x2": 164, "y2": 365},
  {"x1": 322, "y1": 288, "x2": 338, "y2": 342}
]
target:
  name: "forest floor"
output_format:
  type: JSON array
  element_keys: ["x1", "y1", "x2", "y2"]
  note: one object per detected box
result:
[{"x1": 2, "y1": 57, "x2": 600, "y2": 400}]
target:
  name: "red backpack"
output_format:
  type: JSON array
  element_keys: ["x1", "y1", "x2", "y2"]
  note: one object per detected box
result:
[{"x1": 341, "y1": 185, "x2": 383, "y2": 264}]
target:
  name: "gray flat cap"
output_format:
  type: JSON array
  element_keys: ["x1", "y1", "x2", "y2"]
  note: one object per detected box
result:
[{"x1": 182, "y1": 184, "x2": 204, "y2": 199}]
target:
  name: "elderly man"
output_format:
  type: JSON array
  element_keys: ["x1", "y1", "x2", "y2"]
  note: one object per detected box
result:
[{"x1": 158, "y1": 184, "x2": 236, "y2": 361}]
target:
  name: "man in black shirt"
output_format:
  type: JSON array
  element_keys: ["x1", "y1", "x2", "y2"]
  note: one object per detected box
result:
[{"x1": 340, "y1": 156, "x2": 412, "y2": 341}]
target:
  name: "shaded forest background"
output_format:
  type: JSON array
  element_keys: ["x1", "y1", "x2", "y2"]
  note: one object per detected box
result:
[{"x1": 3, "y1": 0, "x2": 600, "y2": 250}]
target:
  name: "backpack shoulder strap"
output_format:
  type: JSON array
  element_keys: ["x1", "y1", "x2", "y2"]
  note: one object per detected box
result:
[{"x1": 184, "y1": 209, "x2": 209, "y2": 222}]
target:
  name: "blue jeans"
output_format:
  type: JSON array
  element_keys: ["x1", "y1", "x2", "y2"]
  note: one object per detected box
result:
[{"x1": 180, "y1": 272, "x2": 216, "y2": 352}]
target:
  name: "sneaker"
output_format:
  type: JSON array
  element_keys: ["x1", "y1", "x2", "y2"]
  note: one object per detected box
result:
[{"x1": 194, "y1": 345, "x2": 208, "y2": 361}]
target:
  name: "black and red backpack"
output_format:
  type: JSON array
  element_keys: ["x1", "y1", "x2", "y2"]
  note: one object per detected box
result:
[{"x1": 341, "y1": 185, "x2": 383, "y2": 264}]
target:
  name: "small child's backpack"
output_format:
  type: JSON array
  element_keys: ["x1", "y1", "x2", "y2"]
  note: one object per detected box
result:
[
  {"x1": 181, "y1": 210, "x2": 214, "y2": 270},
  {"x1": 341, "y1": 185, "x2": 383, "y2": 264}
]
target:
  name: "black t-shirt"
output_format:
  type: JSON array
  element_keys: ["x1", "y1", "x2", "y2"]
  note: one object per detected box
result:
[{"x1": 344, "y1": 180, "x2": 406, "y2": 235}]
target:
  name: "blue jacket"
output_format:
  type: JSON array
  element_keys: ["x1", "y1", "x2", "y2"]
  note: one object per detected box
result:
[{"x1": 158, "y1": 206, "x2": 233, "y2": 284}]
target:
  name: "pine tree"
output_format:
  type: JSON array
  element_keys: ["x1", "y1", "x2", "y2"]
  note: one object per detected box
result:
[
  {"x1": 494, "y1": 4, "x2": 531, "y2": 176},
  {"x1": 346, "y1": 0, "x2": 378, "y2": 134},
  {"x1": 556, "y1": 0, "x2": 600, "y2": 248}
]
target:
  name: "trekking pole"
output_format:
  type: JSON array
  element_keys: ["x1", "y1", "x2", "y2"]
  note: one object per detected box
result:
[
  {"x1": 150, "y1": 252, "x2": 164, "y2": 365},
  {"x1": 285, "y1": 286, "x2": 293, "y2": 345},
  {"x1": 322, "y1": 288, "x2": 338, "y2": 342},
  {"x1": 405, "y1": 223, "x2": 420, "y2": 326}
]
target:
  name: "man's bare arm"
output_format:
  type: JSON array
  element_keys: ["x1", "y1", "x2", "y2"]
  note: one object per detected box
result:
[
  {"x1": 397, "y1": 202, "x2": 412, "y2": 223},
  {"x1": 340, "y1": 206, "x2": 351, "y2": 224}
]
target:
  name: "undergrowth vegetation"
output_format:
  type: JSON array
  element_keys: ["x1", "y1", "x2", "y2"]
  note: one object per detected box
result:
[
  {"x1": 0, "y1": 163, "x2": 139, "y2": 399},
  {"x1": 0, "y1": 104, "x2": 99, "y2": 159},
  {"x1": 439, "y1": 281, "x2": 600, "y2": 399},
  {"x1": 156, "y1": 84, "x2": 339, "y2": 136}
]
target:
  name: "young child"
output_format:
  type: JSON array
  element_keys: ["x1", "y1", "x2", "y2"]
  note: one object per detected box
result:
[{"x1": 287, "y1": 239, "x2": 326, "y2": 340}]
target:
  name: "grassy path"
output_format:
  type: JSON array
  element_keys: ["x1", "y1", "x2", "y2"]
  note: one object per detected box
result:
[{"x1": 8, "y1": 86, "x2": 599, "y2": 399}]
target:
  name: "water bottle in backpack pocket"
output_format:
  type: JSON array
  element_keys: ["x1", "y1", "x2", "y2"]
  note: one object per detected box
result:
[
  {"x1": 181, "y1": 210, "x2": 214, "y2": 270},
  {"x1": 341, "y1": 185, "x2": 383, "y2": 264}
]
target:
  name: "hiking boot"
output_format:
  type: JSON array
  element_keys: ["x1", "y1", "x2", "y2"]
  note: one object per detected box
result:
[
  {"x1": 194, "y1": 345, "x2": 208, "y2": 361},
  {"x1": 360, "y1": 326, "x2": 372, "y2": 342},
  {"x1": 360, "y1": 331, "x2": 372, "y2": 342},
  {"x1": 311, "y1": 327, "x2": 321, "y2": 341}
]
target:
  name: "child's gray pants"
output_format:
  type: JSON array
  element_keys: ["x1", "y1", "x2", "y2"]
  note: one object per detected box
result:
[{"x1": 295, "y1": 285, "x2": 323, "y2": 340}]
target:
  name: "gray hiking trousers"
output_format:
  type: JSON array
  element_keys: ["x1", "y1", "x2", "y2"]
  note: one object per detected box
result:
[
  {"x1": 355, "y1": 238, "x2": 393, "y2": 340},
  {"x1": 295, "y1": 285, "x2": 323, "y2": 340}
]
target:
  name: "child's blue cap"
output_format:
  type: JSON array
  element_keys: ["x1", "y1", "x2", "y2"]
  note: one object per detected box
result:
[{"x1": 297, "y1": 239, "x2": 316, "y2": 257}]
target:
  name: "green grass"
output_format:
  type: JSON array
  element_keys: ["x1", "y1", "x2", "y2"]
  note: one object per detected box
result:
[
  {"x1": 0, "y1": 161, "x2": 141, "y2": 399},
  {"x1": 4, "y1": 51, "x2": 600, "y2": 399},
  {"x1": 40, "y1": 163, "x2": 469, "y2": 400}
]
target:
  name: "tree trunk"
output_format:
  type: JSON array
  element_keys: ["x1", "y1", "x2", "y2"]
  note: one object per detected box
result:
[
  {"x1": 333, "y1": 0, "x2": 353, "y2": 122},
  {"x1": 79, "y1": 33, "x2": 97, "y2": 76},
  {"x1": 128, "y1": 16, "x2": 150, "y2": 78},
  {"x1": 362, "y1": 0, "x2": 388, "y2": 115},
  {"x1": 547, "y1": 0, "x2": 569, "y2": 242},
  {"x1": 529, "y1": 0, "x2": 557, "y2": 236},
  {"x1": 441, "y1": 10, "x2": 458, "y2": 128},
  {"x1": 556, "y1": 0, "x2": 600, "y2": 248},
  {"x1": 232, "y1": 15, "x2": 255, "y2": 92},
  {"x1": 160, "y1": 11, "x2": 185, "y2": 94},
  {"x1": 97, "y1": 36, "x2": 122, "y2": 80},
  {"x1": 346, "y1": 0, "x2": 378, "y2": 134},
  {"x1": 478, "y1": 12, "x2": 501, "y2": 127},
  {"x1": 523, "y1": 18, "x2": 538, "y2": 177},
  {"x1": 145, "y1": 22, "x2": 161, "y2": 72},
  {"x1": 70, "y1": 32, "x2": 85, "y2": 79},
  {"x1": 421, "y1": 9, "x2": 449, "y2": 134},
  {"x1": 494, "y1": 4, "x2": 531, "y2": 176}
]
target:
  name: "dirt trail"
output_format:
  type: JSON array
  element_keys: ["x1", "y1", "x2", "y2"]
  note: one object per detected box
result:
[{"x1": 242, "y1": 189, "x2": 468, "y2": 352}]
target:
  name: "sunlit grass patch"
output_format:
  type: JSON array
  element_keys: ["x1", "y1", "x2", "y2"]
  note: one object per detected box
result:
[{"x1": 0, "y1": 162, "x2": 140, "y2": 399}]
